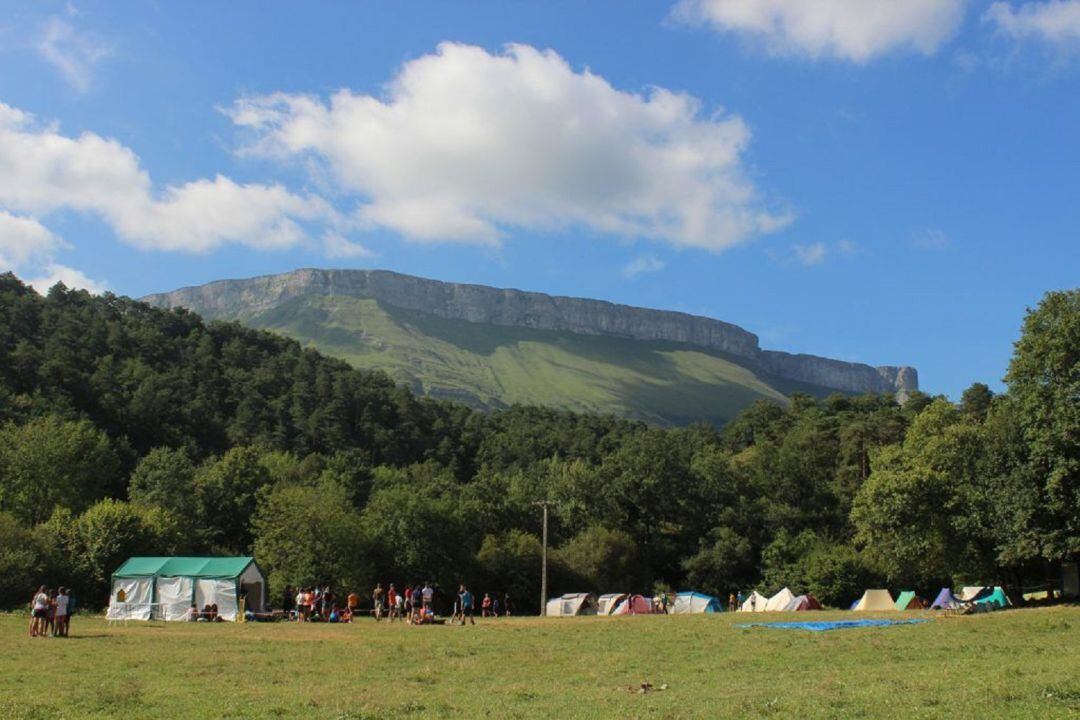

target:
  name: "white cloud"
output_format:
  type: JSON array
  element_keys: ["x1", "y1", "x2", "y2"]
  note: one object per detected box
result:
[
  {"x1": 27, "y1": 263, "x2": 107, "y2": 295},
  {"x1": 229, "y1": 42, "x2": 789, "y2": 252},
  {"x1": 622, "y1": 254, "x2": 666, "y2": 279},
  {"x1": 793, "y1": 242, "x2": 828, "y2": 265},
  {"x1": 836, "y1": 238, "x2": 860, "y2": 255},
  {"x1": 985, "y1": 1, "x2": 1080, "y2": 44},
  {"x1": 911, "y1": 227, "x2": 952, "y2": 250},
  {"x1": 0, "y1": 210, "x2": 66, "y2": 269},
  {"x1": 0, "y1": 101, "x2": 340, "y2": 254},
  {"x1": 322, "y1": 231, "x2": 373, "y2": 259},
  {"x1": 37, "y1": 15, "x2": 111, "y2": 92},
  {"x1": 672, "y1": 0, "x2": 968, "y2": 62}
]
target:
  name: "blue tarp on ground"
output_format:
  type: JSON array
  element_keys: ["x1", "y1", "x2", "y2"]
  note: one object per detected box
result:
[{"x1": 738, "y1": 619, "x2": 930, "y2": 632}]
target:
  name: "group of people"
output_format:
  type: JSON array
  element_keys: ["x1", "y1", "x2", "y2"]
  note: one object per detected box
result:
[
  {"x1": 283, "y1": 586, "x2": 354, "y2": 623},
  {"x1": 185, "y1": 603, "x2": 226, "y2": 622},
  {"x1": 28, "y1": 586, "x2": 73, "y2": 638},
  {"x1": 280, "y1": 582, "x2": 514, "y2": 625}
]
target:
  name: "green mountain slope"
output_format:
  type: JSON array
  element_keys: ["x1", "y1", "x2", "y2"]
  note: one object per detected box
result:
[{"x1": 244, "y1": 295, "x2": 821, "y2": 425}]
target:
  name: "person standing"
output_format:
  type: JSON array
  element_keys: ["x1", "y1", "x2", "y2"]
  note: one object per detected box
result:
[
  {"x1": 421, "y1": 582, "x2": 433, "y2": 611},
  {"x1": 54, "y1": 587, "x2": 69, "y2": 637},
  {"x1": 29, "y1": 586, "x2": 49, "y2": 637},
  {"x1": 347, "y1": 589, "x2": 360, "y2": 618},
  {"x1": 481, "y1": 592, "x2": 493, "y2": 617},
  {"x1": 387, "y1": 584, "x2": 399, "y2": 622},
  {"x1": 503, "y1": 592, "x2": 513, "y2": 617},
  {"x1": 372, "y1": 583, "x2": 385, "y2": 621},
  {"x1": 728, "y1": 593, "x2": 737, "y2": 613},
  {"x1": 458, "y1": 585, "x2": 475, "y2": 625}
]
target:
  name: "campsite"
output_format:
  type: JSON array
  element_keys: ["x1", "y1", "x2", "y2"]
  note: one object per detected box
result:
[{"x1": 2, "y1": 605, "x2": 1077, "y2": 718}]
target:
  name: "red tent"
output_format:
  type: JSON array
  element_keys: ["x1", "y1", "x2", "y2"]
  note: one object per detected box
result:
[
  {"x1": 786, "y1": 593, "x2": 824, "y2": 611},
  {"x1": 611, "y1": 594, "x2": 654, "y2": 615}
]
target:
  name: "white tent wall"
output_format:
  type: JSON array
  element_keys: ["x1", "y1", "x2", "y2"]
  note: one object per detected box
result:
[
  {"x1": 853, "y1": 589, "x2": 896, "y2": 611},
  {"x1": 238, "y1": 562, "x2": 266, "y2": 612},
  {"x1": 597, "y1": 594, "x2": 626, "y2": 616},
  {"x1": 673, "y1": 594, "x2": 716, "y2": 614},
  {"x1": 155, "y1": 576, "x2": 195, "y2": 621},
  {"x1": 195, "y1": 578, "x2": 239, "y2": 621},
  {"x1": 765, "y1": 588, "x2": 795, "y2": 612},
  {"x1": 740, "y1": 591, "x2": 768, "y2": 612},
  {"x1": 106, "y1": 578, "x2": 154, "y2": 620}
]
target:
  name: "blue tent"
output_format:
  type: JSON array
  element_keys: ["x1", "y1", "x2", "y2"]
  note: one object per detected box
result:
[{"x1": 672, "y1": 591, "x2": 722, "y2": 613}]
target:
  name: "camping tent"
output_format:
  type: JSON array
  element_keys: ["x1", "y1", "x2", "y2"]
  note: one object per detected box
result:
[
  {"x1": 765, "y1": 587, "x2": 796, "y2": 612},
  {"x1": 545, "y1": 593, "x2": 598, "y2": 617},
  {"x1": 740, "y1": 591, "x2": 769, "y2": 612},
  {"x1": 612, "y1": 594, "x2": 653, "y2": 615},
  {"x1": 930, "y1": 588, "x2": 959, "y2": 609},
  {"x1": 597, "y1": 593, "x2": 627, "y2": 616},
  {"x1": 852, "y1": 589, "x2": 896, "y2": 612},
  {"x1": 973, "y1": 587, "x2": 1010, "y2": 609},
  {"x1": 783, "y1": 594, "x2": 823, "y2": 611},
  {"x1": 672, "y1": 591, "x2": 721, "y2": 614},
  {"x1": 959, "y1": 586, "x2": 989, "y2": 601},
  {"x1": 895, "y1": 591, "x2": 924, "y2": 610},
  {"x1": 106, "y1": 556, "x2": 266, "y2": 622}
]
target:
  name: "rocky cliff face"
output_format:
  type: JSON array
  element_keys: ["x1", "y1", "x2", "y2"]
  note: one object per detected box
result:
[{"x1": 143, "y1": 268, "x2": 918, "y2": 396}]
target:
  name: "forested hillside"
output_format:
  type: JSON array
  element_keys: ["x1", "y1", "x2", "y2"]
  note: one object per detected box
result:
[{"x1": 0, "y1": 273, "x2": 1075, "y2": 611}]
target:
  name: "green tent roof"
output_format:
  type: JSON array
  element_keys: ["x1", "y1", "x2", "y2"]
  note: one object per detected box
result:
[
  {"x1": 113, "y1": 556, "x2": 256, "y2": 579},
  {"x1": 895, "y1": 590, "x2": 917, "y2": 610}
]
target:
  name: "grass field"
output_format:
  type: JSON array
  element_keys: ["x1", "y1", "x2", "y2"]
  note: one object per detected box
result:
[{"x1": 1, "y1": 606, "x2": 1077, "y2": 719}]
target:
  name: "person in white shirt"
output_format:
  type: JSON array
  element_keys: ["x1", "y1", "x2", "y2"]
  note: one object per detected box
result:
[
  {"x1": 29, "y1": 586, "x2": 49, "y2": 637},
  {"x1": 53, "y1": 587, "x2": 69, "y2": 637}
]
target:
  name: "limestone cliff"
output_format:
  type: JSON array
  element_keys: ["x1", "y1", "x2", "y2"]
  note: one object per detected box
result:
[{"x1": 143, "y1": 268, "x2": 918, "y2": 396}]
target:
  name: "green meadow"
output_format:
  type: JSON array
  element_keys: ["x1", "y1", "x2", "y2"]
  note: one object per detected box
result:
[{"x1": 1, "y1": 606, "x2": 1077, "y2": 719}]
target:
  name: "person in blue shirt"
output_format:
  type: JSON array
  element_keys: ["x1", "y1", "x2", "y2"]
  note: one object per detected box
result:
[{"x1": 457, "y1": 585, "x2": 475, "y2": 626}]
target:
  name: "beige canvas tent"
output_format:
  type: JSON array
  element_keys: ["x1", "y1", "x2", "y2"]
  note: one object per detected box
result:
[
  {"x1": 597, "y1": 593, "x2": 627, "y2": 616},
  {"x1": 545, "y1": 593, "x2": 598, "y2": 617},
  {"x1": 765, "y1": 587, "x2": 796, "y2": 612},
  {"x1": 740, "y1": 591, "x2": 769, "y2": 612},
  {"x1": 852, "y1": 589, "x2": 896, "y2": 611}
]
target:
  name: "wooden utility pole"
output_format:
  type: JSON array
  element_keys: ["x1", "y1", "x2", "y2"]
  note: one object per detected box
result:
[{"x1": 536, "y1": 500, "x2": 552, "y2": 616}]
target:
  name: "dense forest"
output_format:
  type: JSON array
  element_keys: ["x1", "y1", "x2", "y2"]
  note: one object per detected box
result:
[{"x1": 0, "y1": 272, "x2": 1076, "y2": 610}]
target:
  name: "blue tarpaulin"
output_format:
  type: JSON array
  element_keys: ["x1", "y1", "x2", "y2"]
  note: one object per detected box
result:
[{"x1": 738, "y1": 619, "x2": 930, "y2": 632}]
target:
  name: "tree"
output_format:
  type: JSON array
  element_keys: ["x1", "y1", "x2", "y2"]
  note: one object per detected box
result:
[
  {"x1": 475, "y1": 530, "x2": 543, "y2": 610},
  {"x1": 0, "y1": 511, "x2": 41, "y2": 606},
  {"x1": 252, "y1": 480, "x2": 372, "y2": 603},
  {"x1": 71, "y1": 499, "x2": 184, "y2": 601},
  {"x1": 194, "y1": 446, "x2": 270, "y2": 553},
  {"x1": 553, "y1": 525, "x2": 642, "y2": 593},
  {"x1": 1004, "y1": 289, "x2": 1080, "y2": 560},
  {"x1": 0, "y1": 416, "x2": 120, "y2": 524},
  {"x1": 681, "y1": 526, "x2": 754, "y2": 597},
  {"x1": 960, "y1": 382, "x2": 994, "y2": 422},
  {"x1": 128, "y1": 447, "x2": 197, "y2": 518}
]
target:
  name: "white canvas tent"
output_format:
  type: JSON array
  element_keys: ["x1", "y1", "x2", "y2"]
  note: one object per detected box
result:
[
  {"x1": 852, "y1": 589, "x2": 896, "y2": 612},
  {"x1": 672, "y1": 591, "x2": 721, "y2": 614},
  {"x1": 545, "y1": 593, "x2": 598, "y2": 617},
  {"x1": 740, "y1": 591, "x2": 769, "y2": 612},
  {"x1": 765, "y1": 587, "x2": 796, "y2": 612},
  {"x1": 106, "y1": 556, "x2": 266, "y2": 622},
  {"x1": 597, "y1": 593, "x2": 627, "y2": 616}
]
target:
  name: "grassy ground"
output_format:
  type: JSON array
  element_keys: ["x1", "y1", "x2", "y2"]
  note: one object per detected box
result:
[{"x1": 1, "y1": 606, "x2": 1077, "y2": 719}]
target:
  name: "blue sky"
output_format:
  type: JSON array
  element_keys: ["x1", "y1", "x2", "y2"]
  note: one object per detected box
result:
[{"x1": 0, "y1": 0, "x2": 1077, "y2": 398}]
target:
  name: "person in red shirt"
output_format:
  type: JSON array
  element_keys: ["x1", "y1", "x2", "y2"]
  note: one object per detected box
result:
[{"x1": 387, "y1": 584, "x2": 399, "y2": 622}]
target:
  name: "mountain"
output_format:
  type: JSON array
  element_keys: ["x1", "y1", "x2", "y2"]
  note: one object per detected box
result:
[{"x1": 144, "y1": 269, "x2": 918, "y2": 425}]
